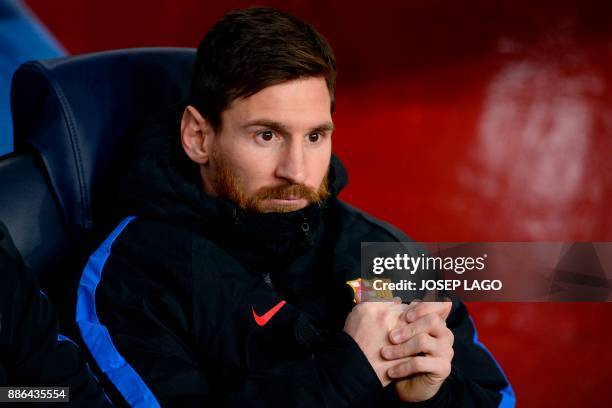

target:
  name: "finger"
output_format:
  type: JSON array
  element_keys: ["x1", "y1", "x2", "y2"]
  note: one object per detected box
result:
[
  {"x1": 358, "y1": 301, "x2": 410, "y2": 314},
  {"x1": 382, "y1": 333, "x2": 436, "y2": 360},
  {"x1": 389, "y1": 313, "x2": 454, "y2": 344},
  {"x1": 387, "y1": 356, "x2": 451, "y2": 380},
  {"x1": 404, "y1": 301, "x2": 452, "y2": 323},
  {"x1": 382, "y1": 333, "x2": 454, "y2": 360},
  {"x1": 405, "y1": 301, "x2": 451, "y2": 322}
]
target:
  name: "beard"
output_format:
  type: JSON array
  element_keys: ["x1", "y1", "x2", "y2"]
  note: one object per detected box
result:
[{"x1": 209, "y1": 150, "x2": 330, "y2": 213}]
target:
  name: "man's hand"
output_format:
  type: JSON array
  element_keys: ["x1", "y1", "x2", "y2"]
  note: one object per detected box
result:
[
  {"x1": 343, "y1": 301, "x2": 411, "y2": 386},
  {"x1": 382, "y1": 301, "x2": 454, "y2": 402}
]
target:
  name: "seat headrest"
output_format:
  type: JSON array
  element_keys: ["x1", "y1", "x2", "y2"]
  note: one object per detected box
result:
[{"x1": 10, "y1": 47, "x2": 195, "y2": 239}]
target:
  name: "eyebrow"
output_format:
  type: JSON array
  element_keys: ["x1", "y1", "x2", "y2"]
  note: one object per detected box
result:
[{"x1": 242, "y1": 119, "x2": 335, "y2": 134}]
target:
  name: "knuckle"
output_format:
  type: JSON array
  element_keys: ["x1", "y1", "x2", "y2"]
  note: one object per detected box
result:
[
  {"x1": 362, "y1": 302, "x2": 381, "y2": 315},
  {"x1": 444, "y1": 361, "x2": 452, "y2": 377},
  {"x1": 424, "y1": 313, "x2": 437, "y2": 325},
  {"x1": 416, "y1": 333, "x2": 430, "y2": 350},
  {"x1": 428, "y1": 313, "x2": 444, "y2": 327},
  {"x1": 416, "y1": 303, "x2": 430, "y2": 314},
  {"x1": 437, "y1": 313, "x2": 447, "y2": 325},
  {"x1": 411, "y1": 302, "x2": 424, "y2": 312}
]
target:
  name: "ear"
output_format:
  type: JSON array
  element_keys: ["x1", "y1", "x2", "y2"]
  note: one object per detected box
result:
[{"x1": 180, "y1": 105, "x2": 214, "y2": 165}]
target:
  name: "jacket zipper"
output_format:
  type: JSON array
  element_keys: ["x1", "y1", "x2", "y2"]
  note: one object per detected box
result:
[
  {"x1": 301, "y1": 219, "x2": 314, "y2": 246},
  {"x1": 233, "y1": 208, "x2": 244, "y2": 225}
]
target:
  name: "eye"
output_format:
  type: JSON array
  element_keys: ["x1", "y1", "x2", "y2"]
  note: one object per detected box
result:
[
  {"x1": 257, "y1": 130, "x2": 277, "y2": 143},
  {"x1": 307, "y1": 132, "x2": 323, "y2": 143}
]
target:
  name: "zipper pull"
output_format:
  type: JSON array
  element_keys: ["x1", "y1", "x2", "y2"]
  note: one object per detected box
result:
[
  {"x1": 233, "y1": 208, "x2": 244, "y2": 225},
  {"x1": 301, "y1": 219, "x2": 314, "y2": 246}
]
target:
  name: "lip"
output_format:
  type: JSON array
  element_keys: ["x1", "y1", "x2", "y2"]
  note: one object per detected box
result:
[{"x1": 266, "y1": 198, "x2": 306, "y2": 205}]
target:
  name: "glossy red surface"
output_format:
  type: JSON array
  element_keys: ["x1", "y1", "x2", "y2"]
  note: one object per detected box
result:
[{"x1": 24, "y1": 0, "x2": 612, "y2": 405}]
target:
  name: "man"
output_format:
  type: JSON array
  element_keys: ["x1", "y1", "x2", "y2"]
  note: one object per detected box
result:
[
  {"x1": 77, "y1": 7, "x2": 514, "y2": 407},
  {"x1": 0, "y1": 222, "x2": 110, "y2": 407}
]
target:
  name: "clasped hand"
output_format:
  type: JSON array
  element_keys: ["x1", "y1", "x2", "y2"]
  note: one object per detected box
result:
[{"x1": 343, "y1": 300, "x2": 454, "y2": 402}]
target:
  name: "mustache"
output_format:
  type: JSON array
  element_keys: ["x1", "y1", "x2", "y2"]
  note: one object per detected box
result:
[
  {"x1": 209, "y1": 149, "x2": 330, "y2": 212},
  {"x1": 253, "y1": 183, "x2": 323, "y2": 202}
]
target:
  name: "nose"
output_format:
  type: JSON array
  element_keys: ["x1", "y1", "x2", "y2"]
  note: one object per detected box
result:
[{"x1": 275, "y1": 138, "x2": 306, "y2": 185}]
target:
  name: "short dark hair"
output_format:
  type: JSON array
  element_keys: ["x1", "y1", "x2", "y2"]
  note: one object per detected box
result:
[{"x1": 188, "y1": 7, "x2": 337, "y2": 131}]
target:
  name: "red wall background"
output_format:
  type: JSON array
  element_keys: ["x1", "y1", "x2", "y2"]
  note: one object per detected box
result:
[{"x1": 24, "y1": 0, "x2": 612, "y2": 405}]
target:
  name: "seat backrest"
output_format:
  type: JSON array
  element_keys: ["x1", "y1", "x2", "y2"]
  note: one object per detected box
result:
[
  {"x1": 1, "y1": 47, "x2": 195, "y2": 279},
  {"x1": 0, "y1": 153, "x2": 70, "y2": 275}
]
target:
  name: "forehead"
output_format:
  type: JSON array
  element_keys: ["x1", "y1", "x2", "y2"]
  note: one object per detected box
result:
[{"x1": 223, "y1": 77, "x2": 333, "y2": 128}]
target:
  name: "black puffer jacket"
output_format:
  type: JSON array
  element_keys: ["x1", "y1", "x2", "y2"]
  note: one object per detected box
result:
[
  {"x1": 0, "y1": 222, "x2": 110, "y2": 407},
  {"x1": 77, "y1": 106, "x2": 514, "y2": 407}
]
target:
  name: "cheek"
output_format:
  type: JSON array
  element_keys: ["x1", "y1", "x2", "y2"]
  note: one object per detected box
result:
[
  {"x1": 307, "y1": 146, "x2": 332, "y2": 187},
  {"x1": 223, "y1": 144, "x2": 276, "y2": 194}
]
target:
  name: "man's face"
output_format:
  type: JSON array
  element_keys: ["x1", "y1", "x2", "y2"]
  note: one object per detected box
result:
[{"x1": 200, "y1": 77, "x2": 334, "y2": 213}]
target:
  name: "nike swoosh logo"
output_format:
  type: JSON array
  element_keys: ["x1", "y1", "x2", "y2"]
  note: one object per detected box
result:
[{"x1": 252, "y1": 300, "x2": 287, "y2": 327}]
